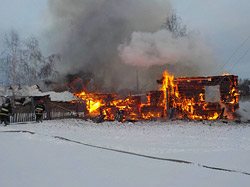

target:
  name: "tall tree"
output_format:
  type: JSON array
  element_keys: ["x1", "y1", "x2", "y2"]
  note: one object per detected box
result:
[
  {"x1": 3, "y1": 29, "x2": 21, "y2": 85},
  {"x1": 38, "y1": 54, "x2": 59, "y2": 81},
  {"x1": 25, "y1": 37, "x2": 43, "y2": 84},
  {"x1": 1, "y1": 29, "x2": 59, "y2": 87},
  {"x1": 164, "y1": 12, "x2": 187, "y2": 38}
]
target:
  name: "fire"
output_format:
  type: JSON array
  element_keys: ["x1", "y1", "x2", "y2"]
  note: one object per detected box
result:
[
  {"x1": 89, "y1": 101, "x2": 101, "y2": 113},
  {"x1": 199, "y1": 93, "x2": 205, "y2": 102},
  {"x1": 70, "y1": 70, "x2": 239, "y2": 122}
]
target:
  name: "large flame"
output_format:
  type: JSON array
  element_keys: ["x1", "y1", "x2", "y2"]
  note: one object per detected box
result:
[{"x1": 71, "y1": 70, "x2": 239, "y2": 122}]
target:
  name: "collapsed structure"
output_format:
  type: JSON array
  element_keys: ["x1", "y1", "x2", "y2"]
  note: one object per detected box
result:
[{"x1": 71, "y1": 71, "x2": 239, "y2": 122}]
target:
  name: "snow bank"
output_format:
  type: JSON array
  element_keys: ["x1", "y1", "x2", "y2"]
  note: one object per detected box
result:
[{"x1": 0, "y1": 119, "x2": 249, "y2": 187}]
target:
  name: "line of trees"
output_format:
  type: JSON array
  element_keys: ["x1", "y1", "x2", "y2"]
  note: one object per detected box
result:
[
  {"x1": 0, "y1": 29, "x2": 59, "y2": 87},
  {"x1": 239, "y1": 78, "x2": 250, "y2": 95}
]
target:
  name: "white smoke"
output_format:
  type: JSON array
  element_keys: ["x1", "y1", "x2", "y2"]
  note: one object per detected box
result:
[{"x1": 118, "y1": 29, "x2": 216, "y2": 75}]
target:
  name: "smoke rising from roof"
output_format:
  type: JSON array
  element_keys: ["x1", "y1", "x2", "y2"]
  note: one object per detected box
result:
[
  {"x1": 45, "y1": 0, "x2": 215, "y2": 93},
  {"x1": 118, "y1": 29, "x2": 216, "y2": 71}
]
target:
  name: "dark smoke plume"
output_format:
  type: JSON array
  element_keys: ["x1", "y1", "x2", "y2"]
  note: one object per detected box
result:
[
  {"x1": 44, "y1": 0, "x2": 215, "y2": 93},
  {"x1": 44, "y1": 0, "x2": 172, "y2": 92}
]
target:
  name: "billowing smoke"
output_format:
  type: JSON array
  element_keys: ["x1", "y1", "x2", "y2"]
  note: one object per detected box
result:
[
  {"x1": 44, "y1": 0, "x2": 215, "y2": 93},
  {"x1": 118, "y1": 29, "x2": 215, "y2": 71}
]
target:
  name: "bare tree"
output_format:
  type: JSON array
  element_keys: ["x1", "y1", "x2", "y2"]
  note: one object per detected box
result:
[
  {"x1": 1, "y1": 30, "x2": 59, "y2": 87},
  {"x1": 25, "y1": 37, "x2": 43, "y2": 84},
  {"x1": 0, "y1": 57, "x2": 11, "y2": 86},
  {"x1": 4, "y1": 29, "x2": 21, "y2": 85},
  {"x1": 164, "y1": 12, "x2": 187, "y2": 38},
  {"x1": 239, "y1": 78, "x2": 250, "y2": 95},
  {"x1": 38, "y1": 54, "x2": 59, "y2": 80}
]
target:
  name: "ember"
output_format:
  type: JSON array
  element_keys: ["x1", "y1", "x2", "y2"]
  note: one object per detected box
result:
[{"x1": 70, "y1": 71, "x2": 239, "y2": 122}]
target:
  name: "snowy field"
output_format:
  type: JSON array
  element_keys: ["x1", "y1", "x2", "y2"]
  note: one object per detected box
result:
[{"x1": 0, "y1": 119, "x2": 250, "y2": 187}]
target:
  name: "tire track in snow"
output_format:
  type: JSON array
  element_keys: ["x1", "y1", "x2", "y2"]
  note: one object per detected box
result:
[{"x1": 0, "y1": 130, "x2": 250, "y2": 176}]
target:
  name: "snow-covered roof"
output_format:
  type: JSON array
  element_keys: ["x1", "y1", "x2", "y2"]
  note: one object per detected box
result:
[
  {"x1": 45, "y1": 91, "x2": 79, "y2": 102},
  {"x1": 0, "y1": 85, "x2": 79, "y2": 102}
]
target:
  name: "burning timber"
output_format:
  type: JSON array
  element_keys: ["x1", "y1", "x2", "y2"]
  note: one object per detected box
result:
[{"x1": 71, "y1": 71, "x2": 239, "y2": 122}]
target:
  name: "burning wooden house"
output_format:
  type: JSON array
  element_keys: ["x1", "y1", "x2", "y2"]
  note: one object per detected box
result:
[
  {"x1": 72, "y1": 71, "x2": 239, "y2": 122},
  {"x1": 160, "y1": 73, "x2": 239, "y2": 120}
]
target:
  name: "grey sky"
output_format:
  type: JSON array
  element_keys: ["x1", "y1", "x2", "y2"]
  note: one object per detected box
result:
[
  {"x1": 0, "y1": 0, "x2": 47, "y2": 41},
  {"x1": 0, "y1": 0, "x2": 249, "y2": 78},
  {"x1": 172, "y1": 0, "x2": 250, "y2": 78}
]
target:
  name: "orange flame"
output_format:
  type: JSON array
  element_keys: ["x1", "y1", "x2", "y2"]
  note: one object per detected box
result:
[{"x1": 71, "y1": 71, "x2": 239, "y2": 121}]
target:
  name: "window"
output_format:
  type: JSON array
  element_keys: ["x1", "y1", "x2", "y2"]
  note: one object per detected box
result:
[{"x1": 205, "y1": 85, "x2": 220, "y2": 103}]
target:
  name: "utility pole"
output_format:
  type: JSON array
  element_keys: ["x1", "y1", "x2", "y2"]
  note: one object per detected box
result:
[
  {"x1": 136, "y1": 68, "x2": 139, "y2": 93},
  {"x1": 29, "y1": 38, "x2": 38, "y2": 85},
  {"x1": 11, "y1": 39, "x2": 16, "y2": 86},
  {"x1": 33, "y1": 46, "x2": 37, "y2": 84}
]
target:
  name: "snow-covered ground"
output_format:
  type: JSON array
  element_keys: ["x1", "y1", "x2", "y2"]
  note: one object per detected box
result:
[{"x1": 0, "y1": 119, "x2": 250, "y2": 187}]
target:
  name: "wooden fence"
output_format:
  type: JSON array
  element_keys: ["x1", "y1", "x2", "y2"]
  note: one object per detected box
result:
[{"x1": 10, "y1": 102, "x2": 85, "y2": 123}]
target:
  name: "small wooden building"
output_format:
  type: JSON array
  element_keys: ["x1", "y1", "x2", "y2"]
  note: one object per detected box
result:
[{"x1": 0, "y1": 85, "x2": 82, "y2": 123}]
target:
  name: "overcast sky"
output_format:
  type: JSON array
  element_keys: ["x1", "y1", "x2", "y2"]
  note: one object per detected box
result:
[
  {"x1": 173, "y1": 0, "x2": 250, "y2": 79},
  {"x1": 0, "y1": 0, "x2": 249, "y2": 79},
  {"x1": 0, "y1": 0, "x2": 47, "y2": 38}
]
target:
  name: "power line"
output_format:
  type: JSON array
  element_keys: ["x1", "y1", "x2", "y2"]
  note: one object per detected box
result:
[
  {"x1": 227, "y1": 45, "x2": 250, "y2": 74},
  {"x1": 215, "y1": 34, "x2": 250, "y2": 75}
]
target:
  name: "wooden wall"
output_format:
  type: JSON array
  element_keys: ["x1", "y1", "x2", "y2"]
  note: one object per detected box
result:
[{"x1": 10, "y1": 102, "x2": 84, "y2": 123}]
